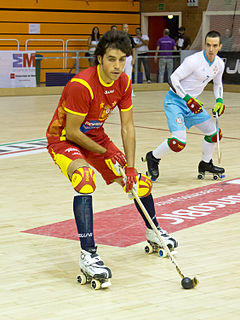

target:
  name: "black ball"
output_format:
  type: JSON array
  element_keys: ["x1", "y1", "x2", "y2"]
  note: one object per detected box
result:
[{"x1": 181, "y1": 277, "x2": 193, "y2": 289}]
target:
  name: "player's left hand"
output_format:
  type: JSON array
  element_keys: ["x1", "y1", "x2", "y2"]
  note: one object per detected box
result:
[
  {"x1": 124, "y1": 167, "x2": 137, "y2": 193},
  {"x1": 212, "y1": 102, "x2": 225, "y2": 117}
]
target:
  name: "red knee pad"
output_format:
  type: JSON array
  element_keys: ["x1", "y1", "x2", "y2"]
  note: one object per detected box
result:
[
  {"x1": 72, "y1": 167, "x2": 96, "y2": 194},
  {"x1": 204, "y1": 129, "x2": 223, "y2": 143},
  {"x1": 168, "y1": 137, "x2": 186, "y2": 152}
]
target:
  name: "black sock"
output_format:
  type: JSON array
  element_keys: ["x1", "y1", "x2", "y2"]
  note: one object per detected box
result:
[
  {"x1": 73, "y1": 194, "x2": 95, "y2": 250},
  {"x1": 134, "y1": 193, "x2": 159, "y2": 229}
]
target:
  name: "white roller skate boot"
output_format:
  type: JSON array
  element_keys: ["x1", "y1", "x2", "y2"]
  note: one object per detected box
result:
[
  {"x1": 77, "y1": 248, "x2": 112, "y2": 290},
  {"x1": 145, "y1": 228, "x2": 178, "y2": 256}
]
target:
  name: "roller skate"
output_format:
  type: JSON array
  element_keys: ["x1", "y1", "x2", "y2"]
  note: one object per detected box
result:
[
  {"x1": 197, "y1": 159, "x2": 225, "y2": 180},
  {"x1": 145, "y1": 228, "x2": 178, "y2": 258},
  {"x1": 141, "y1": 151, "x2": 160, "y2": 181},
  {"x1": 77, "y1": 247, "x2": 112, "y2": 290}
]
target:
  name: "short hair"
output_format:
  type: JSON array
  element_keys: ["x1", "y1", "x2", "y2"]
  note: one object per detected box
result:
[
  {"x1": 178, "y1": 26, "x2": 185, "y2": 32},
  {"x1": 164, "y1": 28, "x2": 170, "y2": 36},
  {"x1": 205, "y1": 30, "x2": 221, "y2": 43},
  {"x1": 95, "y1": 30, "x2": 131, "y2": 65},
  {"x1": 111, "y1": 25, "x2": 117, "y2": 31}
]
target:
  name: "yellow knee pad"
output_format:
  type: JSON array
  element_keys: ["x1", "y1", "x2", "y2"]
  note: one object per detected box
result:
[
  {"x1": 137, "y1": 173, "x2": 152, "y2": 197},
  {"x1": 123, "y1": 173, "x2": 152, "y2": 199},
  {"x1": 72, "y1": 167, "x2": 96, "y2": 194}
]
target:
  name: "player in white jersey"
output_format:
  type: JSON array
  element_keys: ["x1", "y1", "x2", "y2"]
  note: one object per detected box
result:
[{"x1": 144, "y1": 31, "x2": 226, "y2": 181}]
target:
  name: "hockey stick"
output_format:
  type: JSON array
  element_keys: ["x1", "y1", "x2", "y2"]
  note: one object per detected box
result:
[
  {"x1": 215, "y1": 113, "x2": 222, "y2": 164},
  {"x1": 119, "y1": 166, "x2": 198, "y2": 289}
]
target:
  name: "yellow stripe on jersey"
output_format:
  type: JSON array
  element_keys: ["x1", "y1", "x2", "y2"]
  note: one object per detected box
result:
[
  {"x1": 120, "y1": 104, "x2": 133, "y2": 112},
  {"x1": 70, "y1": 78, "x2": 94, "y2": 100},
  {"x1": 97, "y1": 64, "x2": 114, "y2": 87},
  {"x1": 125, "y1": 75, "x2": 131, "y2": 92},
  {"x1": 64, "y1": 107, "x2": 87, "y2": 116}
]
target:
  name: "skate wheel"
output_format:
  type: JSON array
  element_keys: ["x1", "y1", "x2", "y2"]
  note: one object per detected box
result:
[
  {"x1": 91, "y1": 279, "x2": 101, "y2": 290},
  {"x1": 213, "y1": 175, "x2": 218, "y2": 180},
  {"x1": 141, "y1": 156, "x2": 146, "y2": 162},
  {"x1": 197, "y1": 173, "x2": 204, "y2": 180},
  {"x1": 158, "y1": 249, "x2": 167, "y2": 258},
  {"x1": 145, "y1": 244, "x2": 153, "y2": 254},
  {"x1": 77, "y1": 274, "x2": 87, "y2": 285},
  {"x1": 151, "y1": 177, "x2": 157, "y2": 182}
]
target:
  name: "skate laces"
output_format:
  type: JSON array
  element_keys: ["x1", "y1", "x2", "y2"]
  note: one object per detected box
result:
[{"x1": 81, "y1": 251, "x2": 104, "y2": 266}]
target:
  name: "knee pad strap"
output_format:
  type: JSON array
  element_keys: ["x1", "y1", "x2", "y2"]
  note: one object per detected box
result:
[
  {"x1": 168, "y1": 137, "x2": 186, "y2": 152},
  {"x1": 204, "y1": 129, "x2": 223, "y2": 143},
  {"x1": 72, "y1": 167, "x2": 96, "y2": 194}
]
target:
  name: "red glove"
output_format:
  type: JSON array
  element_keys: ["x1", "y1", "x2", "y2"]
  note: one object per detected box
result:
[
  {"x1": 184, "y1": 94, "x2": 203, "y2": 114},
  {"x1": 125, "y1": 167, "x2": 137, "y2": 193},
  {"x1": 104, "y1": 149, "x2": 126, "y2": 167}
]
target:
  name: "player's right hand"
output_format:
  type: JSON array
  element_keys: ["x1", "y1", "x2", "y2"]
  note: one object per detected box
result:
[
  {"x1": 184, "y1": 95, "x2": 203, "y2": 114},
  {"x1": 104, "y1": 149, "x2": 127, "y2": 176}
]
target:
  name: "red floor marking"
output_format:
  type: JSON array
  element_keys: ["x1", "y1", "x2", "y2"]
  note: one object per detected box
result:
[{"x1": 23, "y1": 179, "x2": 240, "y2": 247}]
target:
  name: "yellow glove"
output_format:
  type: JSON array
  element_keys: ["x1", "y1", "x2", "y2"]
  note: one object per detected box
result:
[{"x1": 213, "y1": 98, "x2": 225, "y2": 117}]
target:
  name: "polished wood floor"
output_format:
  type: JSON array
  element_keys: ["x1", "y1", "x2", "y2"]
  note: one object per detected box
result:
[{"x1": 0, "y1": 89, "x2": 240, "y2": 320}]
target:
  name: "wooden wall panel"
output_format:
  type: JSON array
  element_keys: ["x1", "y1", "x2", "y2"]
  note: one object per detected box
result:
[{"x1": 0, "y1": 0, "x2": 140, "y2": 82}]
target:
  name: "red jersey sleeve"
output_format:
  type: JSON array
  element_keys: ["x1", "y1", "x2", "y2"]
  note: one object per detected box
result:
[
  {"x1": 118, "y1": 74, "x2": 133, "y2": 112},
  {"x1": 64, "y1": 80, "x2": 93, "y2": 116}
]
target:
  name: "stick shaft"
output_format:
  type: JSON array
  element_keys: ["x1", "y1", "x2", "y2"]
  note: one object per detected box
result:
[
  {"x1": 216, "y1": 113, "x2": 221, "y2": 163},
  {"x1": 119, "y1": 167, "x2": 185, "y2": 279}
]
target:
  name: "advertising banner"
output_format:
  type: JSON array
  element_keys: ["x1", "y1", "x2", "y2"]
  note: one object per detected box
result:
[
  {"x1": 218, "y1": 51, "x2": 240, "y2": 84},
  {"x1": 0, "y1": 51, "x2": 36, "y2": 88}
]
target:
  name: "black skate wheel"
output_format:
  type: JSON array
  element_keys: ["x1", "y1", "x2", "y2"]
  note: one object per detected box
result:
[
  {"x1": 213, "y1": 175, "x2": 218, "y2": 180},
  {"x1": 77, "y1": 274, "x2": 87, "y2": 285},
  {"x1": 197, "y1": 173, "x2": 204, "y2": 180},
  {"x1": 145, "y1": 244, "x2": 153, "y2": 254},
  {"x1": 158, "y1": 249, "x2": 167, "y2": 258},
  {"x1": 141, "y1": 156, "x2": 146, "y2": 162},
  {"x1": 91, "y1": 279, "x2": 101, "y2": 290}
]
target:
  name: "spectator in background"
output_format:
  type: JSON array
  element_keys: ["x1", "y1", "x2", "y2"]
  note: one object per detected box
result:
[
  {"x1": 134, "y1": 27, "x2": 151, "y2": 83},
  {"x1": 88, "y1": 26, "x2": 100, "y2": 66},
  {"x1": 155, "y1": 28, "x2": 176, "y2": 83},
  {"x1": 176, "y1": 26, "x2": 191, "y2": 50},
  {"x1": 111, "y1": 25, "x2": 117, "y2": 31},
  {"x1": 122, "y1": 23, "x2": 136, "y2": 96},
  {"x1": 221, "y1": 28, "x2": 234, "y2": 51}
]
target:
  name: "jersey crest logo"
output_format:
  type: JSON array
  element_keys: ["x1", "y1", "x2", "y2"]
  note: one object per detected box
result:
[{"x1": 99, "y1": 102, "x2": 112, "y2": 121}]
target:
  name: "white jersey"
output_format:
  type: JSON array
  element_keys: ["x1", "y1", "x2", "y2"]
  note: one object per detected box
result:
[
  {"x1": 170, "y1": 50, "x2": 224, "y2": 99},
  {"x1": 133, "y1": 34, "x2": 149, "y2": 53}
]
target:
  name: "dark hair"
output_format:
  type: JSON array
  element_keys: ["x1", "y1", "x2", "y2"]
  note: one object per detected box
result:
[
  {"x1": 90, "y1": 26, "x2": 100, "y2": 41},
  {"x1": 111, "y1": 25, "x2": 117, "y2": 31},
  {"x1": 95, "y1": 30, "x2": 131, "y2": 65},
  {"x1": 178, "y1": 26, "x2": 185, "y2": 32},
  {"x1": 205, "y1": 30, "x2": 221, "y2": 43}
]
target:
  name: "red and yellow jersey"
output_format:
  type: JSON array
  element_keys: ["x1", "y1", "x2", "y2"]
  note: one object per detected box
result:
[{"x1": 46, "y1": 65, "x2": 132, "y2": 144}]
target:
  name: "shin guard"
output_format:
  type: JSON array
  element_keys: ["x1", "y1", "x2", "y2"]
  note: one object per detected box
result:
[{"x1": 73, "y1": 194, "x2": 95, "y2": 250}]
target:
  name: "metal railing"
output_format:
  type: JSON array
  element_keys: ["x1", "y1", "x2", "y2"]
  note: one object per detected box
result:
[
  {"x1": 35, "y1": 50, "x2": 89, "y2": 74},
  {"x1": 25, "y1": 39, "x2": 65, "y2": 68},
  {"x1": 134, "y1": 50, "x2": 181, "y2": 84}
]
